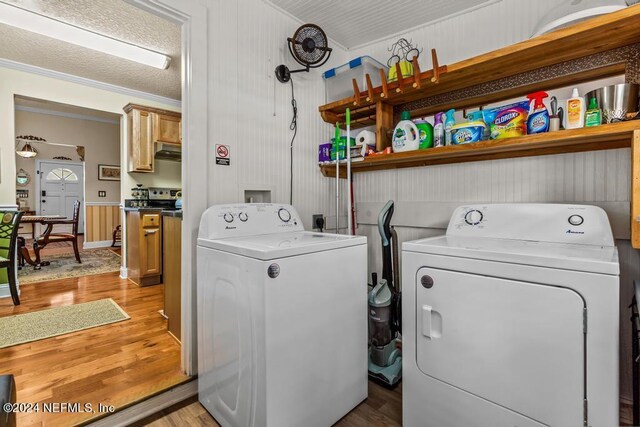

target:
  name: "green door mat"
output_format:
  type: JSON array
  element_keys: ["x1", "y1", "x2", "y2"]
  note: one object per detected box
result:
[{"x1": 0, "y1": 298, "x2": 130, "y2": 349}]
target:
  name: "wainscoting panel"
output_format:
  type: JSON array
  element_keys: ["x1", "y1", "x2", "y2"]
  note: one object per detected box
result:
[{"x1": 85, "y1": 204, "x2": 121, "y2": 243}]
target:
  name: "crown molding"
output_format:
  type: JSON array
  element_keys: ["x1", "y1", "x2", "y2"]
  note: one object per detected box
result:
[
  {"x1": 0, "y1": 58, "x2": 181, "y2": 109},
  {"x1": 15, "y1": 105, "x2": 120, "y2": 125}
]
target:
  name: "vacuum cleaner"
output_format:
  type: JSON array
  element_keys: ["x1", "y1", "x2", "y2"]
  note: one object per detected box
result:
[{"x1": 368, "y1": 200, "x2": 402, "y2": 387}]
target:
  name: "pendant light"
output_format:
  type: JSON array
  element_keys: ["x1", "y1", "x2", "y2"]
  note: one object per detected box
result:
[
  {"x1": 15, "y1": 135, "x2": 45, "y2": 158},
  {"x1": 16, "y1": 142, "x2": 37, "y2": 158}
]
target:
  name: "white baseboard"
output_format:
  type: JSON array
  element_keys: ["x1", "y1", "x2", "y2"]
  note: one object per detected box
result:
[
  {"x1": 86, "y1": 379, "x2": 197, "y2": 427},
  {"x1": 83, "y1": 240, "x2": 115, "y2": 250},
  {"x1": 0, "y1": 283, "x2": 14, "y2": 299},
  {"x1": 119, "y1": 266, "x2": 128, "y2": 279}
]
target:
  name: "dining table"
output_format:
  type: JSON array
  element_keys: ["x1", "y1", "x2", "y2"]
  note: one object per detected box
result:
[{"x1": 19, "y1": 214, "x2": 66, "y2": 269}]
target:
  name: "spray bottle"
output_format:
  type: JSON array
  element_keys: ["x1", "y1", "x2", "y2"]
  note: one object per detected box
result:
[
  {"x1": 444, "y1": 109, "x2": 456, "y2": 145},
  {"x1": 526, "y1": 91, "x2": 550, "y2": 134},
  {"x1": 433, "y1": 112, "x2": 445, "y2": 147}
]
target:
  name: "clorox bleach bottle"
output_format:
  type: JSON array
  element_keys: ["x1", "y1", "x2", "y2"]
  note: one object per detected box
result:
[{"x1": 392, "y1": 111, "x2": 419, "y2": 153}]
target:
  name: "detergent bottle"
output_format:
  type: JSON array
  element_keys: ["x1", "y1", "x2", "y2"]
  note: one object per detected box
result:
[
  {"x1": 414, "y1": 118, "x2": 434, "y2": 149},
  {"x1": 392, "y1": 111, "x2": 419, "y2": 153},
  {"x1": 526, "y1": 91, "x2": 550, "y2": 134},
  {"x1": 433, "y1": 112, "x2": 445, "y2": 147},
  {"x1": 444, "y1": 109, "x2": 456, "y2": 145}
]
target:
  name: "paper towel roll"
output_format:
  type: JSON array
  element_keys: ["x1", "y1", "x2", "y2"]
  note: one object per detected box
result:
[{"x1": 355, "y1": 130, "x2": 376, "y2": 147}]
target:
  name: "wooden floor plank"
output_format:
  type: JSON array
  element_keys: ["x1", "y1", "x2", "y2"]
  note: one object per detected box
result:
[
  {"x1": 0, "y1": 269, "x2": 189, "y2": 426},
  {"x1": 134, "y1": 381, "x2": 634, "y2": 427}
]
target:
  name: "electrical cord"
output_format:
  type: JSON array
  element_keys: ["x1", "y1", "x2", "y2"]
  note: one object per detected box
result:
[{"x1": 289, "y1": 78, "x2": 298, "y2": 205}]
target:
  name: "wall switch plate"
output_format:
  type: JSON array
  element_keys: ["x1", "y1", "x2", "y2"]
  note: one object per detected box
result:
[
  {"x1": 312, "y1": 214, "x2": 324, "y2": 230},
  {"x1": 98, "y1": 191, "x2": 106, "y2": 197}
]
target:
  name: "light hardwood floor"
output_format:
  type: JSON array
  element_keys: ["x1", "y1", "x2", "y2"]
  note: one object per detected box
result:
[
  {"x1": 133, "y1": 383, "x2": 633, "y2": 427},
  {"x1": 10, "y1": 242, "x2": 634, "y2": 426},
  {"x1": 0, "y1": 271, "x2": 189, "y2": 426},
  {"x1": 132, "y1": 381, "x2": 402, "y2": 427}
]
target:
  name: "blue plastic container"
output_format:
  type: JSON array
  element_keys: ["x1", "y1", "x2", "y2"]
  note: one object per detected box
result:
[{"x1": 323, "y1": 56, "x2": 388, "y2": 103}]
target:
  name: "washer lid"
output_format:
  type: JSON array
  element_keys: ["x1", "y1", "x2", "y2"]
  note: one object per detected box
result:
[
  {"x1": 403, "y1": 235, "x2": 619, "y2": 275},
  {"x1": 197, "y1": 231, "x2": 366, "y2": 260}
]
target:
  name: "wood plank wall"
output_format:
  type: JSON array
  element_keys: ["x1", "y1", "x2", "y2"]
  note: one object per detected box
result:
[{"x1": 85, "y1": 204, "x2": 121, "y2": 242}]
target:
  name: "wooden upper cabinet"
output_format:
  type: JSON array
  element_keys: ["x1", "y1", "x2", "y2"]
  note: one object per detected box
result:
[
  {"x1": 153, "y1": 113, "x2": 182, "y2": 145},
  {"x1": 124, "y1": 103, "x2": 182, "y2": 173},
  {"x1": 128, "y1": 108, "x2": 154, "y2": 172}
]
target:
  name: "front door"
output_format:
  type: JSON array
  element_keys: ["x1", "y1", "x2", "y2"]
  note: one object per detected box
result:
[{"x1": 38, "y1": 161, "x2": 84, "y2": 234}]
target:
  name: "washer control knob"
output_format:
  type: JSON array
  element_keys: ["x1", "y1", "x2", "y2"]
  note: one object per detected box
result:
[
  {"x1": 568, "y1": 214, "x2": 584, "y2": 226},
  {"x1": 239, "y1": 212, "x2": 248, "y2": 222},
  {"x1": 223, "y1": 213, "x2": 234, "y2": 223},
  {"x1": 464, "y1": 209, "x2": 483, "y2": 225},
  {"x1": 278, "y1": 208, "x2": 291, "y2": 222}
]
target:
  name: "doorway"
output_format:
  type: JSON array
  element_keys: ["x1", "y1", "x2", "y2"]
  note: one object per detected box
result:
[
  {"x1": 0, "y1": 0, "x2": 208, "y2": 423},
  {"x1": 36, "y1": 160, "x2": 84, "y2": 234}
]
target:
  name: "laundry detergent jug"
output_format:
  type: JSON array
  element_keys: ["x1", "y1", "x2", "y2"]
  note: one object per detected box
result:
[{"x1": 392, "y1": 111, "x2": 419, "y2": 153}]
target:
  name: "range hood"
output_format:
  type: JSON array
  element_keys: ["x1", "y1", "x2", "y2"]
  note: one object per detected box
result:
[
  {"x1": 155, "y1": 142, "x2": 181, "y2": 161},
  {"x1": 531, "y1": 0, "x2": 636, "y2": 37}
]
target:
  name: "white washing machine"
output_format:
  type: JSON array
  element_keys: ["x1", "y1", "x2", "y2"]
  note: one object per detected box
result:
[
  {"x1": 196, "y1": 203, "x2": 367, "y2": 427},
  {"x1": 402, "y1": 204, "x2": 619, "y2": 427}
]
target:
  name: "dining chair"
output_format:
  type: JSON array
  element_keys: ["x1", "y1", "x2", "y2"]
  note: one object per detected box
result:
[
  {"x1": 33, "y1": 200, "x2": 82, "y2": 268},
  {"x1": 0, "y1": 374, "x2": 16, "y2": 427},
  {"x1": 0, "y1": 211, "x2": 24, "y2": 305}
]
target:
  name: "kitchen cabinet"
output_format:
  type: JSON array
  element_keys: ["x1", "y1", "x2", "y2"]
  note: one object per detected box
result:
[
  {"x1": 126, "y1": 210, "x2": 163, "y2": 286},
  {"x1": 124, "y1": 104, "x2": 181, "y2": 173},
  {"x1": 127, "y1": 108, "x2": 153, "y2": 172},
  {"x1": 153, "y1": 113, "x2": 181, "y2": 145},
  {"x1": 162, "y1": 213, "x2": 181, "y2": 342}
]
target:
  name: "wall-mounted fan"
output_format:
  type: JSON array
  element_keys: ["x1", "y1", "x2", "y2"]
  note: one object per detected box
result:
[{"x1": 275, "y1": 24, "x2": 332, "y2": 83}]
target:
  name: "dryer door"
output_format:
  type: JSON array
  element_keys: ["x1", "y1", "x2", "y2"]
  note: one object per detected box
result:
[{"x1": 415, "y1": 267, "x2": 585, "y2": 426}]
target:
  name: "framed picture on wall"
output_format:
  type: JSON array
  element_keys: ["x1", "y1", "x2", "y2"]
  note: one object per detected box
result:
[{"x1": 98, "y1": 164, "x2": 121, "y2": 181}]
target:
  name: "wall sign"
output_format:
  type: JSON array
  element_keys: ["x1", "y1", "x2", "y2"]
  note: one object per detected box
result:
[{"x1": 215, "y1": 144, "x2": 230, "y2": 166}]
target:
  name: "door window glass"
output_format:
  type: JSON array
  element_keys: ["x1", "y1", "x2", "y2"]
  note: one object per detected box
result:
[{"x1": 46, "y1": 168, "x2": 78, "y2": 182}]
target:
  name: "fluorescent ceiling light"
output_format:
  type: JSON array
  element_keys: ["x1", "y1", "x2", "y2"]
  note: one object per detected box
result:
[{"x1": 0, "y1": 2, "x2": 171, "y2": 69}]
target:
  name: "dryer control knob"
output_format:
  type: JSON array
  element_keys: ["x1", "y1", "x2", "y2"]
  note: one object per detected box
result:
[
  {"x1": 239, "y1": 212, "x2": 248, "y2": 222},
  {"x1": 464, "y1": 210, "x2": 483, "y2": 225},
  {"x1": 278, "y1": 208, "x2": 291, "y2": 222},
  {"x1": 568, "y1": 214, "x2": 584, "y2": 226},
  {"x1": 223, "y1": 213, "x2": 234, "y2": 223}
]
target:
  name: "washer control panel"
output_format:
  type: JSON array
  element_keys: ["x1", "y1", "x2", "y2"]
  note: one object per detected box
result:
[
  {"x1": 447, "y1": 204, "x2": 614, "y2": 247},
  {"x1": 464, "y1": 209, "x2": 484, "y2": 226},
  {"x1": 199, "y1": 203, "x2": 304, "y2": 240}
]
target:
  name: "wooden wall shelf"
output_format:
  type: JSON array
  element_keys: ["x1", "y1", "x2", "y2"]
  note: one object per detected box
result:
[
  {"x1": 317, "y1": 6, "x2": 640, "y2": 248},
  {"x1": 319, "y1": 5, "x2": 640, "y2": 128},
  {"x1": 320, "y1": 122, "x2": 640, "y2": 178}
]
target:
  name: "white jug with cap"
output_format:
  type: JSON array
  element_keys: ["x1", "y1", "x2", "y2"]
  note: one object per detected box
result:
[{"x1": 392, "y1": 111, "x2": 419, "y2": 153}]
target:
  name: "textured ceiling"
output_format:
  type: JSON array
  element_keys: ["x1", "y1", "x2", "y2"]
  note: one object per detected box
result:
[
  {"x1": 0, "y1": 0, "x2": 181, "y2": 100},
  {"x1": 266, "y1": 0, "x2": 493, "y2": 49},
  {"x1": 15, "y1": 95, "x2": 122, "y2": 121}
]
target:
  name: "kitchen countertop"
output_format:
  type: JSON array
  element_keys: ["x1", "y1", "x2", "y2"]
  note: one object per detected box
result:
[
  {"x1": 124, "y1": 207, "x2": 164, "y2": 212},
  {"x1": 161, "y1": 210, "x2": 183, "y2": 219}
]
